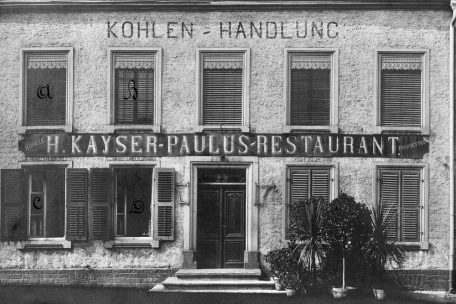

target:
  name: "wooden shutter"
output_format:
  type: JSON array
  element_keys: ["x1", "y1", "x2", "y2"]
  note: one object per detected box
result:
[
  {"x1": 26, "y1": 53, "x2": 67, "y2": 126},
  {"x1": 290, "y1": 168, "x2": 310, "y2": 204},
  {"x1": 202, "y1": 53, "x2": 243, "y2": 125},
  {"x1": 401, "y1": 170, "x2": 421, "y2": 242},
  {"x1": 66, "y1": 168, "x2": 88, "y2": 241},
  {"x1": 90, "y1": 168, "x2": 113, "y2": 241},
  {"x1": 379, "y1": 169, "x2": 400, "y2": 240},
  {"x1": 380, "y1": 54, "x2": 422, "y2": 127},
  {"x1": 310, "y1": 169, "x2": 330, "y2": 201},
  {"x1": 290, "y1": 53, "x2": 331, "y2": 126},
  {"x1": 153, "y1": 168, "x2": 175, "y2": 240},
  {"x1": 1, "y1": 169, "x2": 27, "y2": 242}
]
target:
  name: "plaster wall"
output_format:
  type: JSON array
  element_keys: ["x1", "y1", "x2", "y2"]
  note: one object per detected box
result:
[{"x1": 0, "y1": 9, "x2": 452, "y2": 272}]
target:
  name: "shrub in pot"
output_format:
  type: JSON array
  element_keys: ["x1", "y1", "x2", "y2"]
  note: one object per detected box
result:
[
  {"x1": 365, "y1": 201, "x2": 405, "y2": 300},
  {"x1": 320, "y1": 193, "x2": 372, "y2": 297},
  {"x1": 288, "y1": 196, "x2": 327, "y2": 292}
]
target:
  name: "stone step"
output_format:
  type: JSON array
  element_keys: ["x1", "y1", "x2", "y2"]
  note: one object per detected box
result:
[
  {"x1": 150, "y1": 284, "x2": 287, "y2": 294},
  {"x1": 160, "y1": 277, "x2": 275, "y2": 290},
  {"x1": 175, "y1": 268, "x2": 262, "y2": 280}
]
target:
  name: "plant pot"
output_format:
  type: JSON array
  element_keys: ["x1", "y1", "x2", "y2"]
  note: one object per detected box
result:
[
  {"x1": 273, "y1": 278, "x2": 283, "y2": 291},
  {"x1": 373, "y1": 288, "x2": 386, "y2": 301},
  {"x1": 285, "y1": 288, "x2": 296, "y2": 297},
  {"x1": 332, "y1": 287, "x2": 348, "y2": 299}
]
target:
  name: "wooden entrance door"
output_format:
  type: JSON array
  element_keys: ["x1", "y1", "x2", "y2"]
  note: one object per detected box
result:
[{"x1": 197, "y1": 186, "x2": 245, "y2": 268}]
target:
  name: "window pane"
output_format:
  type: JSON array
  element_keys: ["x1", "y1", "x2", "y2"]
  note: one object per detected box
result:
[
  {"x1": 26, "y1": 61, "x2": 66, "y2": 126},
  {"x1": 115, "y1": 168, "x2": 152, "y2": 237},
  {"x1": 45, "y1": 168, "x2": 65, "y2": 237}
]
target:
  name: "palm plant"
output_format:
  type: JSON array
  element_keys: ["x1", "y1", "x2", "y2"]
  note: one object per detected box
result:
[
  {"x1": 288, "y1": 196, "x2": 327, "y2": 288},
  {"x1": 366, "y1": 201, "x2": 405, "y2": 288}
]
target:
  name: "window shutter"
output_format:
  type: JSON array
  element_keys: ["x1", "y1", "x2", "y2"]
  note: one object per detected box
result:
[
  {"x1": 380, "y1": 54, "x2": 422, "y2": 127},
  {"x1": 310, "y1": 169, "x2": 330, "y2": 201},
  {"x1": 90, "y1": 168, "x2": 113, "y2": 241},
  {"x1": 290, "y1": 54, "x2": 331, "y2": 126},
  {"x1": 66, "y1": 168, "x2": 88, "y2": 241},
  {"x1": 1, "y1": 169, "x2": 27, "y2": 242},
  {"x1": 202, "y1": 53, "x2": 243, "y2": 125},
  {"x1": 26, "y1": 54, "x2": 67, "y2": 126},
  {"x1": 379, "y1": 169, "x2": 400, "y2": 240},
  {"x1": 153, "y1": 168, "x2": 175, "y2": 240},
  {"x1": 401, "y1": 170, "x2": 421, "y2": 242},
  {"x1": 290, "y1": 169, "x2": 310, "y2": 204},
  {"x1": 114, "y1": 53, "x2": 154, "y2": 124}
]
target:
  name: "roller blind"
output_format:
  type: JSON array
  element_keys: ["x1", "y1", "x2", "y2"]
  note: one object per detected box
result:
[
  {"x1": 202, "y1": 53, "x2": 243, "y2": 125},
  {"x1": 380, "y1": 54, "x2": 422, "y2": 127},
  {"x1": 290, "y1": 53, "x2": 331, "y2": 126}
]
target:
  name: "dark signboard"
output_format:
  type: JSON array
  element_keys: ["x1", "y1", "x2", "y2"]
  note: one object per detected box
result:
[{"x1": 19, "y1": 133, "x2": 429, "y2": 159}]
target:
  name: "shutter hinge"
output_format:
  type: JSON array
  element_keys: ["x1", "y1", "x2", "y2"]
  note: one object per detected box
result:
[
  {"x1": 287, "y1": 178, "x2": 292, "y2": 183},
  {"x1": 421, "y1": 179, "x2": 425, "y2": 183}
]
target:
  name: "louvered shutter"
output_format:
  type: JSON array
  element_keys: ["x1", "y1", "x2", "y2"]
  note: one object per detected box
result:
[
  {"x1": 114, "y1": 53, "x2": 154, "y2": 124},
  {"x1": 153, "y1": 168, "x2": 175, "y2": 240},
  {"x1": 290, "y1": 54, "x2": 331, "y2": 126},
  {"x1": 380, "y1": 54, "x2": 422, "y2": 127},
  {"x1": 1, "y1": 169, "x2": 27, "y2": 241},
  {"x1": 401, "y1": 170, "x2": 421, "y2": 242},
  {"x1": 66, "y1": 168, "x2": 88, "y2": 241},
  {"x1": 202, "y1": 53, "x2": 243, "y2": 125},
  {"x1": 379, "y1": 169, "x2": 400, "y2": 240},
  {"x1": 290, "y1": 169, "x2": 310, "y2": 204},
  {"x1": 26, "y1": 53, "x2": 67, "y2": 126},
  {"x1": 310, "y1": 169, "x2": 330, "y2": 201},
  {"x1": 90, "y1": 168, "x2": 113, "y2": 241}
]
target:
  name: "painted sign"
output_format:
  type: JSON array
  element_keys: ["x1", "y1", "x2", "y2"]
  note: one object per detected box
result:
[{"x1": 19, "y1": 133, "x2": 429, "y2": 159}]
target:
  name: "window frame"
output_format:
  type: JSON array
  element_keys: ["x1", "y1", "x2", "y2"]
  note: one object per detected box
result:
[
  {"x1": 107, "y1": 48, "x2": 162, "y2": 133},
  {"x1": 283, "y1": 48, "x2": 339, "y2": 134},
  {"x1": 105, "y1": 162, "x2": 158, "y2": 249},
  {"x1": 374, "y1": 163, "x2": 429, "y2": 250},
  {"x1": 17, "y1": 161, "x2": 72, "y2": 249},
  {"x1": 374, "y1": 49, "x2": 430, "y2": 134},
  {"x1": 283, "y1": 163, "x2": 338, "y2": 241},
  {"x1": 195, "y1": 48, "x2": 250, "y2": 133},
  {"x1": 19, "y1": 47, "x2": 74, "y2": 134}
]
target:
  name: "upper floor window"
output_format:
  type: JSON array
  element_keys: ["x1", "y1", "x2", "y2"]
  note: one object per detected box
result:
[
  {"x1": 109, "y1": 49, "x2": 161, "y2": 131},
  {"x1": 285, "y1": 50, "x2": 338, "y2": 133},
  {"x1": 197, "y1": 49, "x2": 250, "y2": 132},
  {"x1": 20, "y1": 48, "x2": 73, "y2": 133},
  {"x1": 377, "y1": 51, "x2": 429, "y2": 133}
]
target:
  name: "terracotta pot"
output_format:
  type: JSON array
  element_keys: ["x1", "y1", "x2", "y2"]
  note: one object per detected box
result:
[
  {"x1": 332, "y1": 287, "x2": 348, "y2": 299},
  {"x1": 285, "y1": 288, "x2": 296, "y2": 297},
  {"x1": 373, "y1": 288, "x2": 386, "y2": 300}
]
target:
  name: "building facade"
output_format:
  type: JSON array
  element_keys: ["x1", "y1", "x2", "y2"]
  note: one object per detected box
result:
[{"x1": 0, "y1": 0, "x2": 454, "y2": 291}]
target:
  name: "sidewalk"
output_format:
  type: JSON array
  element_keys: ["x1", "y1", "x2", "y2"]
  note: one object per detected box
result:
[{"x1": 0, "y1": 285, "x2": 453, "y2": 304}]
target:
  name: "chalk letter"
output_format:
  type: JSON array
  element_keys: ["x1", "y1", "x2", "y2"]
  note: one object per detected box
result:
[
  {"x1": 87, "y1": 135, "x2": 98, "y2": 155},
  {"x1": 146, "y1": 136, "x2": 158, "y2": 154},
  {"x1": 131, "y1": 135, "x2": 143, "y2": 153},
  {"x1": 388, "y1": 137, "x2": 399, "y2": 155},
  {"x1": 343, "y1": 136, "x2": 354, "y2": 154},
  {"x1": 72, "y1": 135, "x2": 82, "y2": 154},
  {"x1": 47, "y1": 135, "x2": 59, "y2": 154},
  {"x1": 167, "y1": 135, "x2": 179, "y2": 154},
  {"x1": 116, "y1": 136, "x2": 127, "y2": 153},
  {"x1": 101, "y1": 135, "x2": 111, "y2": 154}
]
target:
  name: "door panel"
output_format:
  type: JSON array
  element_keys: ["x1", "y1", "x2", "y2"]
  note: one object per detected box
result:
[{"x1": 197, "y1": 186, "x2": 245, "y2": 268}]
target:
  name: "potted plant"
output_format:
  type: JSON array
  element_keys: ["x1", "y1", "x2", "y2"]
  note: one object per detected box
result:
[
  {"x1": 321, "y1": 193, "x2": 372, "y2": 298},
  {"x1": 288, "y1": 196, "x2": 327, "y2": 291},
  {"x1": 366, "y1": 201, "x2": 405, "y2": 300}
]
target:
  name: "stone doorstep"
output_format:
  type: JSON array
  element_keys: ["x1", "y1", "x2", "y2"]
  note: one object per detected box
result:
[
  {"x1": 175, "y1": 268, "x2": 262, "y2": 280},
  {"x1": 150, "y1": 284, "x2": 287, "y2": 294},
  {"x1": 161, "y1": 277, "x2": 275, "y2": 290}
]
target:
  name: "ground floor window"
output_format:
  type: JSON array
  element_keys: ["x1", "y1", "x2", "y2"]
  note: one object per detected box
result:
[
  {"x1": 114, "y1": 167, "x2": 152, "y2": 237},
  {"x1": 377, "y1": 167, "x2": 423, "y2": 242},
  {"x1": 26, "y1": 167, "x2": 65, "y2": 238}
]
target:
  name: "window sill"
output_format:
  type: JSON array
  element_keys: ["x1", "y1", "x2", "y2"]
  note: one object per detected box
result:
[
  {"x1": 397, "y1": 241, "x2": 429, "y2": 251},
  {"x1": 104, "y1": 237, "x2": 159, "y2": 249},
  {"x1": 18, "y1": 125, "x2": 72, "y2": 134},
  {"x1": 374, "y1": 126, "x2": 430, "y2": 135},
  {"x1": 106, "y1": 125, "x2": 161, "y2": 133},
  {"x1": 195, "y1": 125, "x2": 250, "y2": 133},
  {"x1": 16, "y1": 239, "x2": 71, "y2": 250},
  {"x1": 282, "y1": 125, "x2": 339, "y2": 134}
]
